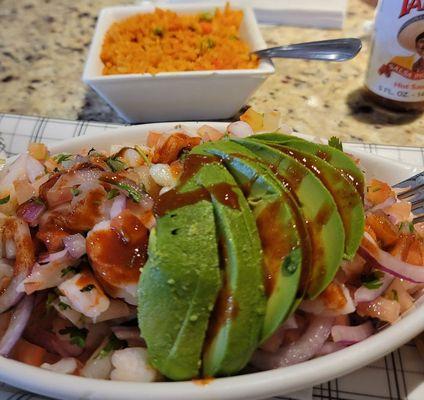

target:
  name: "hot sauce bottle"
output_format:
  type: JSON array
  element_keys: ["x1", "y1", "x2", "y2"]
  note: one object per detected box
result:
[{"x1": 365, "y1": 0, "x2": 424, "y2": 111}]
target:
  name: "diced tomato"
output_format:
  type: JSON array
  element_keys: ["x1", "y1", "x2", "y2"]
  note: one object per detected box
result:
[
  {"x1": 28, "y1": 143, "x2": 48, "y2": 161},
  {"x1": 384, "y1": 279, "x2": 414, "y2": 314},
  {"x1": 357, "y1": 296, "x2": 400, "y2": 323},
  {"x1": 320, "y1": 282, "x2": 347, "y2": 310},
  {"x1": 240, "y1": 108, "x2": 264, "y2": 132},
  {"x1": 200, "y1": 22, "x2": 213, "y2": 34},
  {"x1": 366, "y1": 212, "x2": 398, "y2": 248},
  {"x1": 11, "y1": 339, "x2": 47, "y2": 367},
  {"x1": 404, "y1": 235, "x2": 424, "y2": 266},
  {"x1": 366, "y1": 179, "x2": 395, "y2": 205},
  {"x1": 147, "y1": 131, "x2": 164, "y2": 148}
]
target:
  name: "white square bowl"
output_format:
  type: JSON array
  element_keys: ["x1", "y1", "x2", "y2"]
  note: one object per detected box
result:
[{"x1": 82, "y1": 2, "x2": 275, "y2": 123}]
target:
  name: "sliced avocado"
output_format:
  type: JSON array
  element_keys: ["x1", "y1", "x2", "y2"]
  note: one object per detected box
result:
[
  {"x1": 195, "y1": 140, "x2": 312, "y2": 342},
  {"x1": 257, "y1": 141, "x2": 364, "y2": 260},
  {"x1": 138, "y1": 201, "x2": 221, "y2": 381},
  {"x1": 234, "y1": 138, "x2": 345, "y2": 299},
  {"x1": 185, "y1": 152, "x2": 266, "y2": 377},
  {"x1": 252, "y1": 133, "x2": 365, "y2": 198}
]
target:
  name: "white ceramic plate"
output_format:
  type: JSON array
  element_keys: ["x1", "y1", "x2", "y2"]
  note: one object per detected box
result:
[{"x1": 0, "y1": 122, "x2": 422, "y2": 400}]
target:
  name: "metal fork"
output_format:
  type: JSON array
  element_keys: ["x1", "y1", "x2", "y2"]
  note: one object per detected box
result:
[{"x1": 393, "y1": 171, "x2": 424, "y2": 223}]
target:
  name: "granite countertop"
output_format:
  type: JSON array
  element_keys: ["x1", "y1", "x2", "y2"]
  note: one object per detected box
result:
[{"x1": 0, "y1": 0, "x2": 423, "y2": 146}]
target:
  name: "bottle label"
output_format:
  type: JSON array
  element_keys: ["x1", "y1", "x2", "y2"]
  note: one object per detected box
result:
[{"x1": 365, "y1": 0, "x2": 424, "y2": 102}]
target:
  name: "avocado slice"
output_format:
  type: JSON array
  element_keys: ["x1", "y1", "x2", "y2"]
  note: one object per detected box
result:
[
  {"x1": 138, "y1": 200, "x2": 221, "y2": 381},
  {"x1": 184, "y1": 153, "x2": 266, "y2": 377},
  {"x1": 256, "y1": 141, "x2": 364, "y2": 260},
  {"x1": 234, "y1": 138, "x2": 345, "y2": 299},
  {"x1": 252, "y1": 133, "x2": 365, "y2": 198},
  {"x1": 195, "y1": 140, "x2": 312, "y2": 342}
]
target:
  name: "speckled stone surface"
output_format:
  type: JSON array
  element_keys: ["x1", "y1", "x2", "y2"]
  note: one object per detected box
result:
[{"x1": 0, "y1": 0, "x2": 423, "y2": 145}]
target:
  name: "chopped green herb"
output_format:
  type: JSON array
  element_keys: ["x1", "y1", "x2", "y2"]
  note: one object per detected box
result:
[
  {"x1": 361, "y1": 271, "x2": 384, "y2": 289},
  {"x1": 107, "y1": 156, "x2": 127, "y2": 172},
  {"x1": 80, "y1": 284, "x2": 95, "y2": 293},
  {"x1": 0, "y1": 195, "x2": 10, "y2": 205},
  {"x1": 98, "y1": 335, "x2": 126, "y2": 359},
  {"x1": 117, "y1": 183, "x2": 143, "y2": 203},
  {"x1": 59, "y1": 327, "x2": 88, "y2": 348},
  {"x1": 33, "y1": 197, "x2": 44, "y2": 205},
  {"x1": 153, "y1": 27, "x2": 164, "y2": 37},
  {"x1": 328, "y1": 136, "x2": 343, "y2": 151},
  {"x1": 107, "y1": 188, "x2": 120, "y2": 200},
  {"x1": 61, "y1": 266, "x2": 79, "y2": 278},
  {"x1": 46, "y1": 292, "x2": 57, "y2": 309},
  {"x1": 71, "y1": 187, "x2": 81, "y2": 196},
  {"x1": 134, "y1": 145, "x2": 151, "y2": 166},
  {"x1": 371, "y1": 187, "x2": 381, "y2": 192},
  {"x1": 58, "y1": 301, "x2": 70, "y2": 311},
  {"x1": 200, "y1": 37, "x2": 215, "y2": 51},
  {"x1": 54, "y1": 153, "x2": 72, "y2": 164},
  {"x1": 199, "y1": 12, "x2": 213, "y2": 22}
]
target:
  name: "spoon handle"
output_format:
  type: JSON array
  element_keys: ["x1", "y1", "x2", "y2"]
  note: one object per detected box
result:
[{"x1": 255, "y1": 38, "x2": 362, "y2": 62}]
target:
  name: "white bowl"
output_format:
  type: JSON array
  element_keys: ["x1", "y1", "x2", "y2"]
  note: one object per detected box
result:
[
  {"x1": 82, "y1": 3, "x2": 274, "y2": 123},
  {"x1": 1, "y1": 122, "x2": 422, "y2": 400}
]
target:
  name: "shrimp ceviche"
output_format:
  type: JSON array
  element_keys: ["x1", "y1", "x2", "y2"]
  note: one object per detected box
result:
[{"x1": 0, "y1": 109, "x2": 422, "y2": 382}]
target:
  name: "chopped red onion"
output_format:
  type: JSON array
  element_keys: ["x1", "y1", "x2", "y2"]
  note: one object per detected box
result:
[
  {"x1": 354, "y1": 272, "x2": 394, "y2": 303},
  {"x1": 316, "y1": 341, "x2": 346, "y2": 356},
  {"x1": 0, "y1": 295, "x2": 34, "y2": 356},
  {"x1": 227, "y1": 121, "x2": 254, "y2": 138},
  {"x1": 41, "y1": 357, "x2": 78, "y2": 374},
  {"x1": 0, "y1": 273, "x2": 26, "y2": 313},
  {"x1": 17, "y1": 198, "x2": 46, "y2": 225},
  {"x1": 331, "y1": 321, "x2": 374, "y2": 345},
  {"x1": 111, "y1": 326, "x2": 141, "y2": 341},
  {"x1": 282, "y1": 314, "x2": 298, "y2": 330},
  {"x1": 0, "y1": 155, "x2": 27, "y2": 187},
  {"x1": 26, "y1": 156, "x2": 45, "y2": 184},
  {"x1": 4, "y1": 239, "x2": 16, "y2": 259},
  {"x1": 250, "y1": 316, "x2": 334, "y2": 370},
  {"x1": 63, "y1": 234, "x2": 86, "y2": 259},
  {"x1": 44, "y1": 249, "x2": 69, "y2": 264},
  {"x1": 110, "y1": 195, "x2": 126, "y2": 219},
  {"x1": 359, "y1": 233, "x2": 424, "y2": 283}
]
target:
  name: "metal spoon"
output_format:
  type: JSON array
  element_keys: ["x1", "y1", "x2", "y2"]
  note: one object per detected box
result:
[{"x1": 254, "y1": 38, "x2": 362, "y2": 62}]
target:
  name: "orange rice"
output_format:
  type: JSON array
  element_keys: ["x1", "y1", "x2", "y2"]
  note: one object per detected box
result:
[{"x1": 100, "y1": 5, "x2": 259, "y2": 75}]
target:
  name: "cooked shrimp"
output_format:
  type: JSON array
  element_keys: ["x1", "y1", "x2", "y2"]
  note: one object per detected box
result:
[
  {"x1": 58, "y1": 270, "x2": 110, "y2": 319},
  {"x1": 86, "y1": 210, "x2": 148, "y2": 305},
  {"x1": 0, "y1": 216, "x2": 35, "y2": 313},
  {"x1": 151, "y1": 133, "x2": 201, "y2": 164}
]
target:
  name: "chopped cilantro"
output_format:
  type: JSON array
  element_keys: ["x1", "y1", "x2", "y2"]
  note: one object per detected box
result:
[
  {"x1": 107, "y1": 188, "x2": 120, "y2": 200},
  {"x1": 33, "y1": 197, "x2": 44, "y2": 205},
  {"x1": 59, "y1": 327, "x2": 88, "y2": 348},
  {"x1": 54, "y1": 153, "x2": 72, "y2": 164},
  {"x1": 361, "y1": 271, "x2": 384, "y2": 289},
  {"x1": 0, "y1": 195, "x2": 10, "y2": 205},
  {"x1": 199, "y1": 12, "x2": 213, "y2": 22},
  {"x1": 134, "y1": 145, "x2": 151, "y2": 166},
  {"x1": 106, "y1": 156, "x2": 126, "y2": 172},
  {"x1": 71, "y1": 187, "x2": 81, "y2": 196},
  {"x1": 200, "y1": 38, "x2": 215, "y2": 51},
  {"x1": 46, "y1": 292, "x2": 57, "y2": 309},
  {"x1": 61, "y1": 266, "x2": 79, "y2": 278},
  {"x1": 328, "y1": 136, "x2": 343, "y2": 151},
  {"x1": 116, "y1": 182, "x2": 143, "y2": 203},
  {"x1": 80, "y1": 284, "x2": 95, "y2": 293},
  {"x1": 98, "y1": 335, "x2": 126, "y2": 359},
  {"x1": 58, "y1": 301, "x2": 70, "y2": 311},
  {"x1": 153, "y1": 27, "x2": 164, "y2": 37},
  {"x1": 101, "y1": 175, "x2": 145, "y2": 203}
]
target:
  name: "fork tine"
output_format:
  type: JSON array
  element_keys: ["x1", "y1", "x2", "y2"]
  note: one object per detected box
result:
[
  {"x1": 411, "y1": 196, "x2": 424, "y2": 211},
  {"x1": 394, "y1": 171, "x2": 424, "y2": 200},
  {"x1": 413, "y1": 214, "x2": 424, "y2": 224}
]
